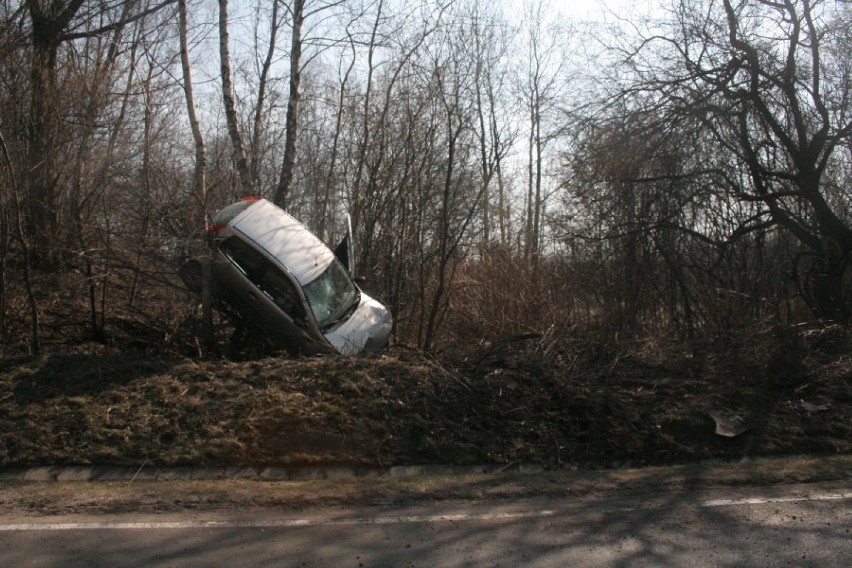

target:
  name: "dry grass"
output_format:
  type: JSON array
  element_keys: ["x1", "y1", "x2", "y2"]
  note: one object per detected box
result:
[
  {"x1": 1, "y1": 331, "x2": 850, "y2": 472},
  {"x1": 1, "y1": 455, "x2": 849, "y2": 517},
  {"x1": 1, "y1": 260, "x2": 850, "y2": 483}
]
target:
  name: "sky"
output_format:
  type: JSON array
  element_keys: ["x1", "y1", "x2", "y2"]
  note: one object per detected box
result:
[{"x1": 507, "y1": 0, "x2": 655, "y2": 22}]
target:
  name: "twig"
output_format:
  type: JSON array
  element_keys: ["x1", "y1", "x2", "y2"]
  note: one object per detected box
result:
[{"x1": 129, "y1": 458, "x2": 149, "y2": 485}]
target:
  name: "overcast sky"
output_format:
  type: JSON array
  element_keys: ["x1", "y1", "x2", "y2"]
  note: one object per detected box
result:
[{"x1": 508, "y1": 0, "x2": 656, "y2": 22}]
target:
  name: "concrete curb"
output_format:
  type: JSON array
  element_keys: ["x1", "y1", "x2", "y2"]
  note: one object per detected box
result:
[{"x1": 0, "y1": 463, "x2": 546, "y2": 483}]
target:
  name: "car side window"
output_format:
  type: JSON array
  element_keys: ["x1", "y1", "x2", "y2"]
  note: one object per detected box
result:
[{"x1": 219, "y1": 237, "x2": 307, "y2": 322}]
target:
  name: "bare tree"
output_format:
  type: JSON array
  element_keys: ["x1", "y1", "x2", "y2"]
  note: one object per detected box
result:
[
  {"x1": 422, "y1": 62, "x2": 486, "y2": 350},
  {"x1": 1, "y1": 129, "x2": 39, "y2": 356},
  {"x1": 177, "y1": 0, "x2": 206, "y2": 228},
  {"x1": 25, "y1": 0, "x2": 87, "y2": 265},
  {"x1": 468, "y1": 0, "x2": 514, "y2": 245},
  {"x1": 23, "y1": 0, "x2": 176, "y2": 266},
  {"x1": 249, "y1": 0, "x2": 285, "y2": 189},
  {"x1": 178, "y1": 0, "x2": 212, "y2": 349},
  {"x1": 219, "y1": 0, "x2": 253, "y2": 192},
  {"x1": 316, "y1": 18, "x2": 357, "y2": 240},
  {"x1": 273, "y1": 0, "x2": 346, "y2": 208},
  {"x1": 601, "y1": 0, "x2": 852, "y2": 321},
  {"x1": 273, "y1": 0, "x2": 304, "y2": 207},
  {"x1": 350, "y1": 0, "x2": 449, "y2": 255},
  {"x1": 519, "y1": 0, "x2": 568, "y2": 263}
]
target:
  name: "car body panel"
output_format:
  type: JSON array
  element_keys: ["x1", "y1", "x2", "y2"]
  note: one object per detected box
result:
[
  {"x1": 324, "y1": 293, "x2": 393, "y2": 355},
  {"x1": 209, "y1": 241, "x2": 332, "y2": 355}
]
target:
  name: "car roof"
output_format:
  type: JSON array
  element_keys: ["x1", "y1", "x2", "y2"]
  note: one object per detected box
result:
[{"x1": 228, "y1": 198, "x2": 334, "y2": 286}]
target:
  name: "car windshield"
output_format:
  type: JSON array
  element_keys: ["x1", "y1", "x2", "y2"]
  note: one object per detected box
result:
[{"x1": 302, "y1": 261, "x2": 360, "y2": 330}]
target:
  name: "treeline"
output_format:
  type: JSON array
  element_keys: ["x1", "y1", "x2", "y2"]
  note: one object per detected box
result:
[{"x1": 0, "y1": 0, "x2": 850, "y2": 358}]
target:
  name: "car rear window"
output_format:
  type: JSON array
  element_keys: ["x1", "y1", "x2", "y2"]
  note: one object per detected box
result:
[{"x1": 210, "y1": 199, "x2": 259, "y2": 228}]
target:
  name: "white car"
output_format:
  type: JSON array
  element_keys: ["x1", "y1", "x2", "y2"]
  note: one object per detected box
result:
[{"x1": 180, "y1": 198, "x2": 392, "y2": 356}]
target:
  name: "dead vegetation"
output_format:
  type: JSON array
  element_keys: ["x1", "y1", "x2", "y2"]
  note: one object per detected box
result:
[
  {"x1": 1, "y1": 320, "x2": 850, "y2": 470},
  {"x1": 0, "y1": 263, "x2": 850, "y2": 471}
]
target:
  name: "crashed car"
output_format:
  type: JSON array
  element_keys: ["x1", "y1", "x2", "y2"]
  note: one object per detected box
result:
[{"x1": 179, "y1": 197, "x2": 392, "y2": 355}]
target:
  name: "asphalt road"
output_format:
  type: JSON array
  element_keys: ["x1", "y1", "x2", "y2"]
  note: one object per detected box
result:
[{"x1": 1, "y1": 480, "x2": 849, "y2": 567}]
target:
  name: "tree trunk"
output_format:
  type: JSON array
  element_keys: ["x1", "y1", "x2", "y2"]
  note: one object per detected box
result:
[
  {"x1": 809, "y1": 238, "x2": 849, "y2": 322},
  {"x1": 1, "y1": 130, "x2": 40, "y2": 357},
  {"x1": 273, "y1": 0, "x2": 305, "y2": 208},
  {"x1": 219, "y1": 0, "x2": 253, "y2": 192},
  {"x1": 26, "y1": 2, "x2": 78, "y2": 267},
  {"x1": 250, "y1": 0, "x2": 282, "y2": 187},
  {"x1": 178, "y1": 0, "x2": 213, "y2": 352}
]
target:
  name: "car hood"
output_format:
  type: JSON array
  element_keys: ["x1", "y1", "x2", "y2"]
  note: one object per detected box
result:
[{"x1": 323, "y1": 292, "x2": 392, "y2": 355}]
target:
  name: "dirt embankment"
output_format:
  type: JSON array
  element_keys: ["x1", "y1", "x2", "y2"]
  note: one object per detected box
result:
[{"x1": 2, "y1": 335, "x2": 850, "y2": 470}]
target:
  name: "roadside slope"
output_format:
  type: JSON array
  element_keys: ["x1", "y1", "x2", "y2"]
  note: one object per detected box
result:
[{"x1": 2, "y1": 346, "x2": 850, "y2": 470}]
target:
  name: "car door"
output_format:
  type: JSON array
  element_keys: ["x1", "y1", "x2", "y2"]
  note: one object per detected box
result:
[{"x1": 214, "y1": 236, "x2": 330, "y2": 354}]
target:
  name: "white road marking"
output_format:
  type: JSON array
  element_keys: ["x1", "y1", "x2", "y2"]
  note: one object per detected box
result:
[
  {"x1": 700, "y1": 492, "x2": 852, "y2": 508},
  {"x1": 0, "y1": 510, "x2": 557, "y2": 532},
  {"x1": 0, "y1": 491, "x2": 848, "y2": 532}
]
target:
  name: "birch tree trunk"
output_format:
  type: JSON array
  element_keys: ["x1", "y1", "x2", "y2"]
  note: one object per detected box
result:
[
  {"x1": 219, "y1": 0, "x2": 253, "y2": 192},
  {"x1": 178, "y1": 0, "x2": 213, "y2": 351},
  {"x1": 273, "y1": 0, "x2": 305, "y2": 208}
]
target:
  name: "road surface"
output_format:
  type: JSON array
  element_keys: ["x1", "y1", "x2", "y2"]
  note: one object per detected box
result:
[{"x1": 1, "y1": 480, "x2": 849, "y2": 567}]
